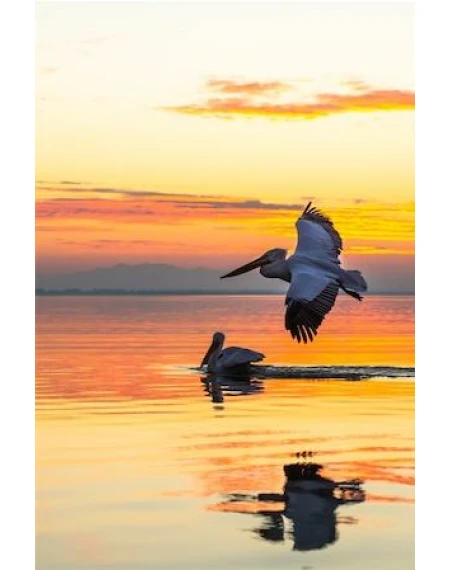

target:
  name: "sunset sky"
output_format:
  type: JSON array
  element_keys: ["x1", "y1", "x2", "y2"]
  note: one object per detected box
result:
[{"x1": 36, "y1": 2, "x2": 414, "y2": 290}]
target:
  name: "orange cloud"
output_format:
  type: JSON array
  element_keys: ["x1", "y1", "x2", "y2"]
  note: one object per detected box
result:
[
  {"x1": 163, "y1": 81, "x2": 415, "y2": 120},
  {"x1": 35, "y1": 187, "x2": 415, "y2": 243},
  {"x1": 206, "y1": 79, "x2": 292, "y2": 95}
]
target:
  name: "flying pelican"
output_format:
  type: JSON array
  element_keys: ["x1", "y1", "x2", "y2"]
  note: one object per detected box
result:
[
  {"x1": 201, "y1": 332, "x2": 265, "y2": 375},
  {"x1": 221, "y1": 202, "x2": 367, "y2": 343}
]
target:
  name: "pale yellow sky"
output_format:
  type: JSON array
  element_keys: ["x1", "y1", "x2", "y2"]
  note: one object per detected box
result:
[{"x1": 36, "y1": 2, "x2": 414, "y2": 203}]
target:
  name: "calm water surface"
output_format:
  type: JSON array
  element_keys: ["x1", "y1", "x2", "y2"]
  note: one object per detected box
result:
[{"x1": 36, "y1": 295, "x2": 414, "y2": 570}]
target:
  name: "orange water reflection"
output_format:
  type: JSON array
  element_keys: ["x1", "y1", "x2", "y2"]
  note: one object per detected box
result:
[
  {"x1": 36, "y1": 295, "x2": 413, "y2": 405},
  {"x1": 36, "y1": 295, "x2": 414, "y2": 570}
]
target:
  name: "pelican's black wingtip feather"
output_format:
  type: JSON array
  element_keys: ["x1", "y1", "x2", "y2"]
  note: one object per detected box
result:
[
  {"x1": 285, "y1": 283, "x2": 339, "y2": 344},
  {"x1": 302, "y1": 201, "x2": 313, "y2": 215}
]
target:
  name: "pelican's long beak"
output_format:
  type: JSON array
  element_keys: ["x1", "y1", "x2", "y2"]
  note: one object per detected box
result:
[
  {"x1": 220, "y1": 254, "x2": 268, "y2": 279},
  {"x1": 201, "y1": 341, "x2": 216, "y2": 367}
]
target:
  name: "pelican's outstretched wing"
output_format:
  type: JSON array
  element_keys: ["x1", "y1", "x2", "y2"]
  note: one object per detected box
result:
[
  {"x1": 295, "y1": 202, "x2": 343, "y2": 258},
  {"x1": 218, "y1": 347, "x2": 265, "y2": 368},
  {"x1": 285, "y1": 270, "x2": 339, "y2": 343}
]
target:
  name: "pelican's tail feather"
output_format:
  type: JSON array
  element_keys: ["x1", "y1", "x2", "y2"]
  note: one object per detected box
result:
[{"x1": 341, "y1": 270, "x2": 368, "y2": 293}]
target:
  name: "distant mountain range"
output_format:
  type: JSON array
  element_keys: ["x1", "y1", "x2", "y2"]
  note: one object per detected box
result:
[
  {"x1": 35, "y1": 263, "x2": 286, "y2": 293},
  {"x1": 35, "y1": 262, "x2": 414, "y2": 294}
]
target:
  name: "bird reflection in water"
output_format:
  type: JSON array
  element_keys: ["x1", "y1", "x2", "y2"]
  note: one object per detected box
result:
[
  {"x1": 201, "y1": 374, "x2": 264, "y2": 409},
  {"x1": 217, "y1": 452, "x2": 365, "y2": 551}
]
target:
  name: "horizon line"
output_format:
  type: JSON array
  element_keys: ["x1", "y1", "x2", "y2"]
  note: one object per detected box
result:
[{"x1": 35, "y1": 288, "x2": 414, "y2": 297}]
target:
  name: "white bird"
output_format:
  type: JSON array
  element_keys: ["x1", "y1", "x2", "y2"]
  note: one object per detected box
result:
[
  {"x1": 221, "y1": 202, "x2": 367, "y2": 343},
  {"x1": 200, "y1": 332, "x2": 265, "y2": 375}
]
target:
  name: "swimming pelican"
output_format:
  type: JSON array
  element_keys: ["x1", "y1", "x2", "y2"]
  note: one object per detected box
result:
[
  {"x1": 200, "y1": 332, "x2": 265, "y2": 375},
  {"x1": 221, "y1": 202, "x2": 367, "y2": 343}
]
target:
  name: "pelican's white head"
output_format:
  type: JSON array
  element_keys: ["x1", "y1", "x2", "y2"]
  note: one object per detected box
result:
[
  {"x1": 220, "y1": 249, "x2": 287, "y2": 279},
  {"x1": 201, "y1": 331, "x2": 225, "y2": 368}
]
